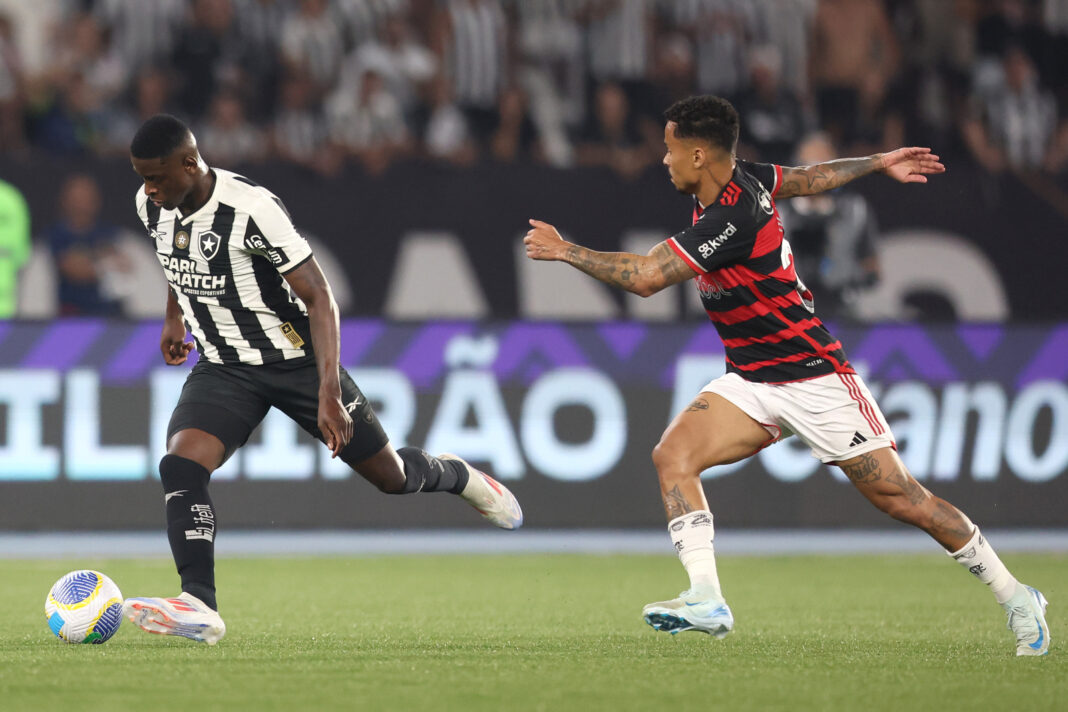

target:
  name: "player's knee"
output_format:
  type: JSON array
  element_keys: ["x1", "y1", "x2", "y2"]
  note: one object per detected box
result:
[
  {"x1": 159, "y1": 454, "x2": 211, "y2": 494},
  {"x1": 652, "y1": 439, "x2": 693, "y2": 481}
]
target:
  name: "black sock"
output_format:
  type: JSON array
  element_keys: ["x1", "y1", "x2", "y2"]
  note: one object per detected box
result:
[
  {"x1": 395, "y1": 447, "x2": 469, "y2": 494},
  {"x1": 159, "y1": 454, "x2": 218, "y2": 611}
]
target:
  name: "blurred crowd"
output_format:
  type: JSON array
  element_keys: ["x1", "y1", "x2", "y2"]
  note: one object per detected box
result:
[
  {"x1": 0, "y1": 0, "x2": 1065, "y2": 178},
  {"x1": 0, "y1": 0, "x2": 1066, "y2": 321}
]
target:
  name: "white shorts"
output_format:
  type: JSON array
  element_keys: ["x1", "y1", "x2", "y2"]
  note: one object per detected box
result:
[{"x1": 700, "y1": 371, "x2": 896, "y2": 463}]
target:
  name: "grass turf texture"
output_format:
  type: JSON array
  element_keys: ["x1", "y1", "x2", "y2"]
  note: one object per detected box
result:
[{"x1": 1, "y1": 553, "x2": 1063, "y2": 712}]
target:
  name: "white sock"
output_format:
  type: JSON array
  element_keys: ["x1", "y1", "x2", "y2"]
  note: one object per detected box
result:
[
  {"x1": 668, "y1": 510, "x2": 722, "y2": 599},
  {"x1": 947, "y1": 527, "x2": 1018, "y2": 604}
]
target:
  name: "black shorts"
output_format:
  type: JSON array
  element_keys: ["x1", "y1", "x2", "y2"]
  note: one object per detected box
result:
[{"x1": 166, "y1": 357, "x2": 389, "y2": 466}]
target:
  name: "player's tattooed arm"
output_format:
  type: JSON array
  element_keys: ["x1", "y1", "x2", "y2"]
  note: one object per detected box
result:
[
  {"x1": 524, "y1": 219, "x2": 696, "y2": 296},
  {"x1": 777, "y1": 147, "x2": 945, "y2": 198},
  {"x1": 777, "y1": 157, "x2": 881, "y2": 198},
  {"x1": 562, "y1": 242, "x2": 694, "y2": 296}
]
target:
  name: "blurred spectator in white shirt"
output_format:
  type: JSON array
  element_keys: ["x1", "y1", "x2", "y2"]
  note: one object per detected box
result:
[
  {"x1": 432, "y1": 0, "x2": 508, "y2": 143},
  {"x1": 281, "y1": 0, "x2": 346, "y2": 97},
  {"x1": 963, "y1": 45, "x2": 1063, "y2": 173},
  {"x1": 509, "y1": 0, "x2": 584, "y2": 167},
  {"x1": 198, "y1": 92, "x2": 265, "y2": 168},
  {"x1": 335, "y1": 13, "x2": 437, "y2": 119},
  {"x1": 735, "y1": 45, "x2": 811, "y2": 164},
  {"x1": 46, "y1": 12, "x2": 127, "y2": 113},
  {"x1": 93, "y1": 0, "x2": 187, "y2": 71},
  {"x1": 329, "y1": 67, "x2": 410, "y2": 173},
  {"x1": 423, "y1": 72, "x2": 477, "y2": 164}
]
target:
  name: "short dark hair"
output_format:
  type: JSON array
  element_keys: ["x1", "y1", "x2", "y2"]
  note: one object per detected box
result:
[
  {"x1": 130, "y1": 114, "x2": 193, "y2": 159},
  {"x1": 663, "y1": 96, "x2": 739, "y2": 154}
]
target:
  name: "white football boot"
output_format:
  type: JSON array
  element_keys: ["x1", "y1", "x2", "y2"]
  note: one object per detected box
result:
[
  {"x1": 1002, "y1": 583, "x2": 1050, "y2": 656},
  {"x1": 122, "y1": 592, "x2": 226, "y2": 645},
  {"x1": 441, "y1": 453, "x2": 523, "y2": 530},
  {"x1": 643, "y1": 589, "x2": 734, "y2": 638}
]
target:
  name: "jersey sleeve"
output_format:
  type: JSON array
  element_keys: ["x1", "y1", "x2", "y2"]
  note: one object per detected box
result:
[
  {"x1": 665, "y1": 205, "x2": 756, "y2": 273},
  {"x1": 737, "y1": 158, "x2": 783, "y2": 197},
  {"x1": 242, "y1": 192, "x2": 314, "y2": 274}
]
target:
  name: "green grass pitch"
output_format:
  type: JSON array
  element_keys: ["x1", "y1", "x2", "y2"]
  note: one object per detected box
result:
[{"x1": 1, "y1": 552, "x2": 1063, "y2": 712}]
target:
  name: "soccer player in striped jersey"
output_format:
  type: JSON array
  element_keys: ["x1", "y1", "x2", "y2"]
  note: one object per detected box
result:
[
  {"x1": 121, "y1": 114, "x2": 522, "y2": 645},
  {"x1": 524, "y1": 95, "x2": 1049, "y2": 656}
]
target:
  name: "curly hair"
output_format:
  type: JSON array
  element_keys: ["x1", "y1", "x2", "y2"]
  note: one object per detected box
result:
[{"x1": 663, "y1": 96, "x2": 739, "y2": 154}]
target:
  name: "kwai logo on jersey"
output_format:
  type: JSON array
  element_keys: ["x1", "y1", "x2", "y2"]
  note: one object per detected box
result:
[
  {"x1": 697, "y1": 222, "x2": 736, "y2": 259},
  {"x1": 198, "y1": 231, "x2": 222, "y2": 261}
]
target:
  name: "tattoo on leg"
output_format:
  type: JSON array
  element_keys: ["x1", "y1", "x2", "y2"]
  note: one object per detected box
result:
[
  {"x1": 840, "y1": 452, "x2": 880, "y2": 483},
  {"x1": 663, "y1": 484, "x2": 695, "y2": 520},
  {"x1": 929, "y1": 499, "x2": 973, "y2": 542},
  {"x1": 686, "y1": 398, "x2": 709, "y2": 412},
  {"x1": 886, "y1": 469, "x2": 927, "y2": 506}
]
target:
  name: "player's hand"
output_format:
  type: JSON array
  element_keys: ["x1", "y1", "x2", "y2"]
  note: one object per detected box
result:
[
  {"x1": 524, "y1": 219, "x2": 571, "y2": 261},
  {"x1": 319, "y1": 395, "x2": 353, "y2": 458},
  {"x1": 160, "y1": 321, "x2": 194, "y2": 365},
  {"x1": 878, "y1": 147, "x2": 945, "y2": 183}
]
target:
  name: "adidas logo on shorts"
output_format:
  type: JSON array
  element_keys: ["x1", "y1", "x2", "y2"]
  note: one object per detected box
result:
[{"x1": 849, "y1": 431, "x2": 868, "y2": 447}]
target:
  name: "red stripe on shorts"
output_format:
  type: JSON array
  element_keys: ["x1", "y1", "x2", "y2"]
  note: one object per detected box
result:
[{"x1": 838, "y1": 373, "x2": 884, "y2": 435}]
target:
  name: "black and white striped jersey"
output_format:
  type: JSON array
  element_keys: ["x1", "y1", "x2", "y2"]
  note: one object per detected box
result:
[
  {"x1": 136, "y1": 169, "x2": 315, "y2": 366},
  {"x1": 444, "y1": 0, "x2": 506, "y2": 109}
]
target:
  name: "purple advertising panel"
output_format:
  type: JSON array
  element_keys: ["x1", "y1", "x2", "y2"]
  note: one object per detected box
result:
[{"x1": 0, "y1": 320, "x2": 1065, "y2": 530}]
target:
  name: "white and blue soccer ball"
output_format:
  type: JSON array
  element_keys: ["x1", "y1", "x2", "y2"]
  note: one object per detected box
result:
[{"x1": 45, "y1": 570, "x2": 124, "y2": 644}]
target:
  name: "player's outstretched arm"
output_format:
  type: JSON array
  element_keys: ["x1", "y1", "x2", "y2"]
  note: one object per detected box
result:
[
  {"x1": 284, "y1": 258, "x2": 353, "y2": 458},
  {"x1": 777, "y1": 147, "x2": 945, "y2": 198},
  {"x1": 524, "y1": 219, "x2": 696, "y2": 296}
]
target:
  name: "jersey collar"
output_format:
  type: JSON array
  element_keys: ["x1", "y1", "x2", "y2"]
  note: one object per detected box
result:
[{"x1": 177, "y1": 169, "x2": 220, "y2": 225}]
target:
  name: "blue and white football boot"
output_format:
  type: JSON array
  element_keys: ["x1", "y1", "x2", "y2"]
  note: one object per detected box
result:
[
  {"x1": 122, "y1": 592, "x2": 226, "y2": 645},
  {"x1": 1003, "y1": 583, "x2": 1050, "y2": 656},
  {"x1": 441, "y1": 453, "x2": 523, "y2": 530},
  {"x1": 643, "y1": 589, "x2": 734, "y2": 638}
]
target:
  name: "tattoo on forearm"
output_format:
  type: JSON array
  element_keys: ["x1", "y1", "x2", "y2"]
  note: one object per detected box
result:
[
  {"x1": 686, "y1": 398, "x2": 709, "y2": 412},
  {"x1": 663, "y1": 484, "x2": 695, "y2": 520},
  {"x1": 778, "y1": 156, "x2": 880, "y2": 198},
  {"x1": 566, "y1": 245, "x2": 643, "y2": 290},
  {"x1": 563, "y1": 242, "x2": 694, "y2": 295},
  {"x1": 649, "y1": 243, "x2": 694, "y2": 287},
  {"x1": 841, "y1": 452, "x2": 880, "y2": 484}
]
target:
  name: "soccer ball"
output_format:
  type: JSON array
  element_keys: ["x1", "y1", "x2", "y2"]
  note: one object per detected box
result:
[{"x1": 45, "y1": 570, "x2": 124, "y2": 644}]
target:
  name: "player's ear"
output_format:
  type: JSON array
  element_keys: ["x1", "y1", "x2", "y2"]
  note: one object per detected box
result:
[{"x1": 692, "y1": 146, "x2": 704, "y2": 168}]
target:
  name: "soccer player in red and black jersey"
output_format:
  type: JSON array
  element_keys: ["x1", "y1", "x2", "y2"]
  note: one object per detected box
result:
[{"x1": 524, "y1": 95, "x2": 1050, "y2": 656}]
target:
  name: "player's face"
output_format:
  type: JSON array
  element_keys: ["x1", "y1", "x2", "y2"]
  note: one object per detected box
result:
[
  {"x1": 131, "y1": 153, "x2": 196, "y2": 211},
  {"x1": 663, "y1": 122, "x2": 699, "y2": 194}
]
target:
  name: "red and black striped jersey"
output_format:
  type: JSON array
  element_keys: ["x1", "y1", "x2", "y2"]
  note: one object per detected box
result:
[{"x1": 666, "y1": 159, "x2": 854, "y2": 383}]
